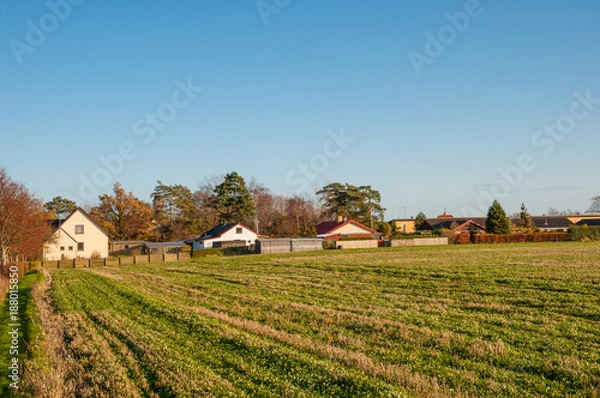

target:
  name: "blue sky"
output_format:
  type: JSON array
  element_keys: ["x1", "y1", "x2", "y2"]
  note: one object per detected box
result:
[{"x1": 1, "y1": 0, "x2": 599, "y2": 218}]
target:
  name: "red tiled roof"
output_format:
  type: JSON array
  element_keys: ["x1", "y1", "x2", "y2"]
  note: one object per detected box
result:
[
  {"x1": 316, "y1": 221, "x2": 342, "y2": 235},
  {"x1": 316, "y1": 219, "x2": 377, "y2": 236}
]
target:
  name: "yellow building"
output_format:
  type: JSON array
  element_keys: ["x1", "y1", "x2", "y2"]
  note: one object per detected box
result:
[{"x1": 390, "y1": 219, "x2": 416, "y2": 234}]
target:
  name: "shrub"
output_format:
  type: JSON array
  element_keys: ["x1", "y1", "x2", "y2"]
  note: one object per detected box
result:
[
  {"x1": 461, "y1": 233, "x2": 571, "y2": 244},
  {"x1": 90, "y1": 251, "x2": 102, "y2": 259},
  {"x1": 322, "y1": 241, "x2": 337, "y2": 250},
  {"x1": 437, "y1": 229, "x2": 457, "y2": 244},
  {"x1": 569, "y1": 225, "x2": 600, "y2": 241}
]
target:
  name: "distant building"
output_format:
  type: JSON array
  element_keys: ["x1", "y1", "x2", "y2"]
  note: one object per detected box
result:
[
  {"x1": 44, "y1": 208, "x2": 109, "y2": 260},
  {"x1": 389, "y1": 219, "x2": 416, "y2": 234},
  {"x1": 419, "y1": 217, "x2": 487, "y2": 234},
  {"x1": 316, "y1": 219, "x2": 379, "y2": 240},
  {"x1": 109, "y1": 240, "x2": 147, "y2": 256},
  {"x1": 187, "y1": 223, "x2": 258, "y2": 250}
]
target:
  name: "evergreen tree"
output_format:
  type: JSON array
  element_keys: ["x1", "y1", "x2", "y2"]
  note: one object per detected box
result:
[
  {"x1": 486, "y1": 200, "x2": 511, "y2": 234},
  {"x1": 316, "y1": 182, "x2": 385, "y2": 225},
  {"x1": 414, "y1": 211, "x2": 427, "y2": 230},
  {"x1": 520, "y1": 203, "x2": 531, "y2": 229},
  {"x1": 45, "y1": 196, "x2": 78, "y2": 220},
  {"x1": 211, "y1": 172, "x2": 256, "y2": 224}
]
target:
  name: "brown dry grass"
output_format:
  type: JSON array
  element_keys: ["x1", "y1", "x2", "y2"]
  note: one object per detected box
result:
[{"x1": 20, "y1": 270, "x2": 79, "y2": 398}]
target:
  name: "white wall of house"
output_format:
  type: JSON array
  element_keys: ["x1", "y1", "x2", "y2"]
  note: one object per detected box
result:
[
  {"x1": 44, "y1": 210, "x2": 109, "y2": 260},
  {"x1": 334, "y1": 223, "x2": 372, "y2": 235},
  {"x1": 192, "y1": 225, "x2": 257, "y2": 250}
]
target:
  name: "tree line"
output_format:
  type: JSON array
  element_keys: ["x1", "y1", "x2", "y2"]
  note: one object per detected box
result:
[
  {"x1": 42, "y1": 171, "x2": 388, "y2": 243},
  {"x1": 1, "y1": 166, "x2": 600, "y2": 262}
]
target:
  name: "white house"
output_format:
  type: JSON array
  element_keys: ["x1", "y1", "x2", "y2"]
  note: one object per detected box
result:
[
  {"x1": 188, "y1": 224, "x2": 258, "y2": 250},
  {"x1": 43, "y1": 208, "x2": 109, "y2": 260},
  {"x1": 316, "y1": 219, "x2": 379, "y2": 240}
]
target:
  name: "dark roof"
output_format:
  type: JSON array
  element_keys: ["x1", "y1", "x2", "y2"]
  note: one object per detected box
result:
[
  {"x1": 577, "y1": 219, "x2": 600, "y2": 226},
  {"x1": 316, "y1": 221, "x2": 342, "y2": 235},
  {"x1": 49, "y1": 219, "x2": 63, "y2": 230},
  {"x1": 420, "y1": 218, "x2": 487, "y2": 231},
  {"x1": 193, "y1": 223, "x2": 257, "y2": 241},
  {"x1": 530, "y1": 216, "x2": 572, "y2": 229}
]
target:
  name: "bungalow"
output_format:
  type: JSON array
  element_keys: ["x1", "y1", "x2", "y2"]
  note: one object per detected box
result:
[
  {"x1": 419, "y1": 217, "x2": 487, "y2": 234},
  {"x1": 44, "y1": 208, "x2": 109, "y2": 260},
  {"x1": 187, "y1": 223, "x2": 258, "y2": 250},
  {"x1": 529, "y1": 216, "x2": 573, "y2": 232},
  {"x1": 316, "y1": 219, "x2": 379, "y2": 240}
]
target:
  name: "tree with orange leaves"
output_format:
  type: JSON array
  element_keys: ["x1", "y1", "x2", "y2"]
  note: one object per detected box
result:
[
  {"x1": 0, "y1": 169, "x2": 54, "y2": 265},
  {"x1": 90, "y1": 183, "x2": 157, "y2": 241}
]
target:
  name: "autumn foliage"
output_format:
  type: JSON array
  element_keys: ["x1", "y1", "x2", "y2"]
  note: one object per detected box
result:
[
  {"x1": 0, "y1": 169, "x2": 54, "y2": 264},
  {"x1": 90, "y1": 183, "x2": 157, "y2": 241}
]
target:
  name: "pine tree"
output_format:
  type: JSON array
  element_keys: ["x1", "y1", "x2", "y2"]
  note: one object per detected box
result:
[
  {"x1": 212, "y1": 172, "x2": 256, "y2": 225},
  {"x1": 520, "y1": 203, "x2": 531, "y2": 229},
  {"x1": 486, "y1": 200, "x2": 511, "y2": 234}
]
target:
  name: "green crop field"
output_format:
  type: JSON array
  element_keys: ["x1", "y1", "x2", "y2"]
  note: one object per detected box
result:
[{"x1": 2, "y1": 242, "x2": 600, "y2": 397}]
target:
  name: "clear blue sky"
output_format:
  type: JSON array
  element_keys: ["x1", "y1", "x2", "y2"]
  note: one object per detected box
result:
[{"x1": 1, "y1": 0, "x2": 599, "y2": 218}]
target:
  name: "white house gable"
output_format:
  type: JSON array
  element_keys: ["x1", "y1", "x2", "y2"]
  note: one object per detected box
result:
[
  {"x1": 191, "y1": 224, "x2": 257, "y2": 250},
  {"x1": 44, "y1": 209, "x2": 109, "y2": 260}
]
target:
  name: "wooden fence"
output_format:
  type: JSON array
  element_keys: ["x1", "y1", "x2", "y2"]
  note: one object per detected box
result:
[{"x1": 41, "y1": 252, "x2": 193, "y2": 270}]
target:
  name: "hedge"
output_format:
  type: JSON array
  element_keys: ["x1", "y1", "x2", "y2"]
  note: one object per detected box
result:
[
  {"x1": 454, "y1": 233, "x2": 571, "y2": 244},
  {"x1": 569, "y1": 226, "x2": 600, "y2": 241}
]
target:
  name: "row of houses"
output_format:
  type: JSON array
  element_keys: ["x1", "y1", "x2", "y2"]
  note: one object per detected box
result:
[
  {"x1": 391, "y1": 212, "x2": 600, "y2": 234},
  {"x1": 43, "y1": 208, "x2": 600, "y2": 260}
]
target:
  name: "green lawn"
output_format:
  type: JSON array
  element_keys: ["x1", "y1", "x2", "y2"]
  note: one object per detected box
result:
[{"x1": 4, "y1": 242, "x2": 600, "y2": 397}]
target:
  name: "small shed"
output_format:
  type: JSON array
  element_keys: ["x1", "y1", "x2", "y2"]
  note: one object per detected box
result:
[{"x1": 257, "y1": 238, "x2": 323, "y2": 254}]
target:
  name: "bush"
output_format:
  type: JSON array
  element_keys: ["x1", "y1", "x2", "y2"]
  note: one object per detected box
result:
[
  {"x1": 455, "y1": 233, "x2": 571, "y2": 244},
  {"x1": 569, "y1": 225, "x2": 600, "y2": 241},
  {"x1": 90, "y1": 251, "x2": 102, "y2": 259},
  {"x1": 322, "y1": 241, "x2": 337, "y2": 250},
  {"x1": 437, "y1": 229, "x2": 457, "y2": 244}
]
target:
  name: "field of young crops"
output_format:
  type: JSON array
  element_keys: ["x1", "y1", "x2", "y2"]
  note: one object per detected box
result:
[{"x1": 4, "y1": 242, "x2": 600, "y2": 397}]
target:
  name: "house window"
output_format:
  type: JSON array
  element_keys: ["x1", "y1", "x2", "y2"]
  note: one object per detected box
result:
[
  {"x1": 60, "y1": 246, "x2": 65, "y2": 251},
  {"x1": 75, "y1": 225, "x2": 84, "y2": 234},
  {"x1": 236, "y1": 227, "x2": 243, "y2": 234},
  {"x1": 68, "y1": 246, "x2": 73, "y2": 251},
  {"x1": 77, "y1": 242, "x2": 84, "y2": 251}
]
